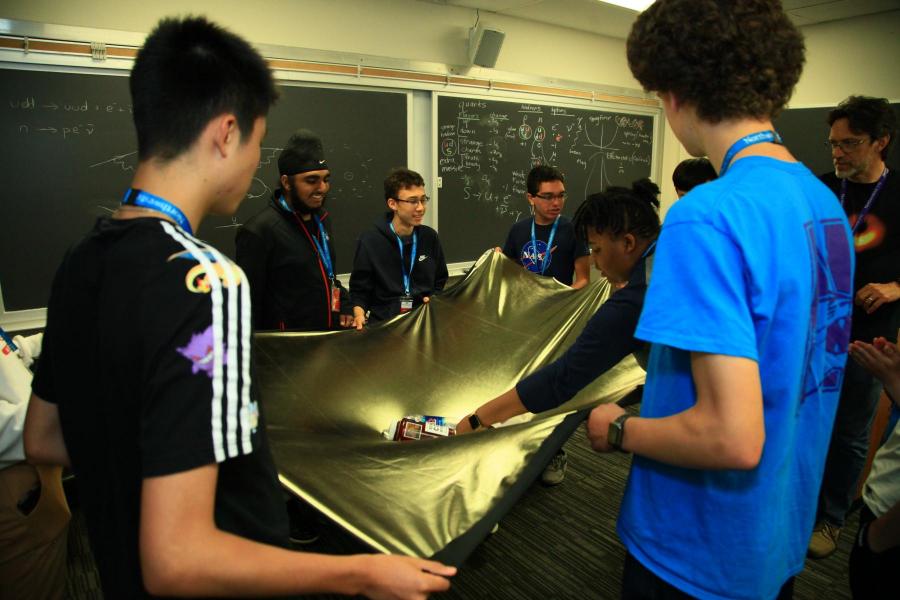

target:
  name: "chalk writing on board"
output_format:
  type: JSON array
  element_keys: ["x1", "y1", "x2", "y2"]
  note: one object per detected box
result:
[{"x1": 439, "y1": 99, "x2": 652, "y2": 222}]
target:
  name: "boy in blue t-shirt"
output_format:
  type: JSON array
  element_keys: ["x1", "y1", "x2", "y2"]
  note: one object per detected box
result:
[{"x1": 586, "y1": 2, "x2": 855, "y2": 599}]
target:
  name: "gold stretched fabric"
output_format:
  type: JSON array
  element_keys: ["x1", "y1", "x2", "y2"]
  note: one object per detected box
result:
[{"x1": 256, "y1": 250, "x2": 645, "y2": 558}]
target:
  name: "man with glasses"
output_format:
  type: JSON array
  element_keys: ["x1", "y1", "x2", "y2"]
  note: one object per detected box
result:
[
  {"x1": 810, "y1": 95, "x2": 899, "y2": 559},
  {"x1": 350, "y1": 168, "x2": 448, "y2": 328},
  {"x1": 501, "y1": 165, "x2": 591, "y2": 290},
  {"x1": 499, "y1": 165, "x2": 590, "y2": 485},
  {"x1": 236, "y1": 130, "x2": 354, "y2": 333}
]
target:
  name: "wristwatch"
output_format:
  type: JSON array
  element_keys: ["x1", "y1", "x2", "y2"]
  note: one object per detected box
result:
[
  {"x1": 468, "y1": 413, "x2": 484, "y2": 430},
  {"x1": 608, "y1": 414, "x2": 632, "y2": 452}
]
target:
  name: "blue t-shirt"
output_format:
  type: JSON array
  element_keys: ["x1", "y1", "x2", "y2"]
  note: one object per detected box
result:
[{"x1": 619, "y1": 157, "x2": 854, "y2": 599}]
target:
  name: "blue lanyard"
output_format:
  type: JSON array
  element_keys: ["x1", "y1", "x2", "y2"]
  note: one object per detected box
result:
[
  {"x1": 640, "y1": 239, "x2": 657, "y2": 259},
  {"x1": 277, "y1": 194, "x2": 333, "y2": 279},
  {"x1": 0, "y1": 326, "x2": 17, "y2": 353},
  {"x1": 389, "y1": 223, "x2": 417, "y2": 295},
  {"x1": 530, "y1": 216, "x2": 560, "y2": 275},
  {"x1": 840, "y1": 167, "x2": 889, "y2": 235},
  {"x1": 719, "y1": 130, "x2": 783, "y2": 176},
  {"x1": 310, "y1": 216, "x2": 334, "y2": 280},
  {"x1": 122, "y1": 189, "x2": 193, "y2": 235}
]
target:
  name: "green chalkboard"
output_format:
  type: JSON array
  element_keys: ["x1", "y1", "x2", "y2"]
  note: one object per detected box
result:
[
  {"x1": 436, "y1": 94, "x2": 656, "y2": 263},
  {"x1": 0, "y1": 67, "x2": 407, "y2": 312}
]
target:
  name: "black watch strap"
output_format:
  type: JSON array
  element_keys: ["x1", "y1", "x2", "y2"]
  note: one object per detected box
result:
[
  {"x1": 468, "y1": 413, "x2": 484, "y2": 430},
  {"x1": 608, "y1": 414, "x2": 632, "y2": 451}
]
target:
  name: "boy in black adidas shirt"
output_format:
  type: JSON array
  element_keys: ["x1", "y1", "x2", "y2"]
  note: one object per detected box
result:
[{"x1": 23, "y1": 16, "x2": 454, "y2": 599}]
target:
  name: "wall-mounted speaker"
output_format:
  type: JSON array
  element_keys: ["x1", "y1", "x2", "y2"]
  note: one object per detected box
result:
[{"x1": 468, "y1": 24, "x2": 505, "y2": 68}]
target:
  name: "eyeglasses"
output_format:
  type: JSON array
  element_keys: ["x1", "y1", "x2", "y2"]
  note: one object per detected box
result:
[
  {"x1": 825, "y1": 138, "x2": 869, "y2": 153},
  {"x1": 394, "y1": 195, "x2": 430, "y2": 206},
  {"x1": 531, "y1": 192, "x2": 567, "y2": 202}
]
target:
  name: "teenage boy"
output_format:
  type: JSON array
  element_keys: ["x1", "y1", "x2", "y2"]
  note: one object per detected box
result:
[
  {"x1": 501, "y1": 165, "x2": 590, "y2": 289},
  {"x1": 236, "y1": 129, "x2": 354, "y2": 332},
  {"x1": 587, "y1": 2, "x2": 854, "y2": 598},
  {"x1": 23, "y1": 17, "x2": 454, "y2": 599},
  {"x1": 350, "y1": 168, "x2": 448, "y2": 328},
  {"x1": 500, "y1": 164, "x2": 591, "y2": 483}
]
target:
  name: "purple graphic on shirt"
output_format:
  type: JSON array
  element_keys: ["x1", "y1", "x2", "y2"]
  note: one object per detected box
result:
[{"x1": 176, "y1": 324, "x2": 223, "y2": 378}]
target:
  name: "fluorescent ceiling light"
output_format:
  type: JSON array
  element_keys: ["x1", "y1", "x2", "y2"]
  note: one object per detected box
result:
[{"x1": 596, "y1": 0, "x2": 656, "y2": 11}]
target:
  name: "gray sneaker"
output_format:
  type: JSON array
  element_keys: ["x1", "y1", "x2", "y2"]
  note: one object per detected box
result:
[{"x1": 541, "y1": 449, "x2": 567, "y2": 486}]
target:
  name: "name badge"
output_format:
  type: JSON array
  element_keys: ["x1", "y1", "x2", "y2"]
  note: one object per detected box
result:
[
  {"x1": 400, "y1": 294, "x2": 414, "y2": 313},
  {"x1": 330, "y1": 280, "x2": 341, "y2": 312}
]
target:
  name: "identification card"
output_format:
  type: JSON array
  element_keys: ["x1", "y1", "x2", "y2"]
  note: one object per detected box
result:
[
  {"x1": 330, "y1": 283, "x2": 341, "y2": 312},
  {"x1": 399, "y1": 294, "x2": 413, "y2": 313}
]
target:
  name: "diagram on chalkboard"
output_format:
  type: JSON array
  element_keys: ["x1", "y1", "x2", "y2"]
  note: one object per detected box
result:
[{"x1": 437, "y1": 96, "x2": 654, "y2": 263}]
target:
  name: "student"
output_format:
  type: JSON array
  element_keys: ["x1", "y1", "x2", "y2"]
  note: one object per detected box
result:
[
  {"x1": 0, "y1": 330, "x2": 69, "y2": 600},
  {"x1": 350, "y1": 168, "x2": 448, "y2": 328},
  {"x1": 501, "y1": 165, "x2": 590, "y2": 289},
  {"x1": 586, "y1": 1, "x2": 854, "y2": 598},
  {"x1": 236, "y1": 129, "x2": 354, "y2": 332},
  {"x1": 457, "y1": 180, "x2": 659, "y2": 440},
  {"x1": 672, "y1": 157, "x2": 717, "y2": 198},
  {"x1": 22, "y1": 17, "x2": 454, "y2": 599},
  {"x1": 845, "y1": 335, "x2": 900, "y2": 598}
]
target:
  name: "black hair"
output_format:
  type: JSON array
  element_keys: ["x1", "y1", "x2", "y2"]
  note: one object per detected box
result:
[
  {"x1": 672, "y1": 158, "x2": 717, "y2": 193},
  {"x1": 384, "y1": 167, "x2": 425, "y2": 201},
  {"x1": 827, "y1": 96, "x2": 897, "y2": 161},
  {"x1": 526, "y1": 165, "x2": 565, "y2": 195},
  {"x1": 130, "y1": 16, "x2": 278, "y2": 161},
  {"x1": 573, "y1": 178, "x2": 661, "y2": 241},
  {"x1": 627, "y1": 0, "x2": 804, "y2": 123}
]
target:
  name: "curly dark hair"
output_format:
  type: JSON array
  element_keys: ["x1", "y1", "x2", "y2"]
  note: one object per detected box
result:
[
  {"x1": 573, "y1": 178, "x2": 660, "y2": 241},
  {"x1": 828, "y1": 96, "x2": 897, "y2": 160},
  {"x1": 626, "y1": 0, "x2": 805, "y2": 123}
]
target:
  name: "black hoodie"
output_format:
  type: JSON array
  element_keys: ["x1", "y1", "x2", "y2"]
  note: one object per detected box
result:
[
  {"x1": 235, "y1": 191, "x2": 350, "y2": 331},
  {"x1": 350, "y1": 218, "x2": 448, "y2": 323}
]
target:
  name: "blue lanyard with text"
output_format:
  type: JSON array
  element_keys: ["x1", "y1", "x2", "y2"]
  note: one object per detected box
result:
[
  {"x1": 122, "y1": 189, "x2": 193, "y2": 235},
  {"x1": 310, "y1": 216, "x2": 334, "y2": 279},
  {"x1": 390, "y1": 223, "x2": 417, "y2": 295},
  {"x1": 840, "y1": 167, "x2": 889, "y2": 235},
  {"x1": 719, "y1": 130, "x2": 783, "y2": 176},
  {"x1": 531, "y1": 216, "x2": 560, "y2": 275}
]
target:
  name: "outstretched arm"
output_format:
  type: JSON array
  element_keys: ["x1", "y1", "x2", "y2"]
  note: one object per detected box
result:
[
  {"x1": 587, "y1": 353, "x2": 764, "y2": 470},
  {"x1": 140, "y1": 463, "x2": 455, "y2": 598}
]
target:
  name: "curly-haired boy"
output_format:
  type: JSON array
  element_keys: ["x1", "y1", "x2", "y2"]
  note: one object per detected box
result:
[{"x1": 587, "y1": 2, "x2": 855, "y2": 598}]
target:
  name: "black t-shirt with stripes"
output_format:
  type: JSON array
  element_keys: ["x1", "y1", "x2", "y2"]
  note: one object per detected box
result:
[{"x1": 32, "y1": 216, "x2": 289, "y2": 599}]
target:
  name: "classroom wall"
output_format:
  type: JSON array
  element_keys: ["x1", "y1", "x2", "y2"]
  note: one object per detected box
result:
[
  {"x1": 2, "y1": 1, "x2": 898, "y2": 216},
  {"x1": 792, "y1": 10, "x2": 900, "y2": 108}
]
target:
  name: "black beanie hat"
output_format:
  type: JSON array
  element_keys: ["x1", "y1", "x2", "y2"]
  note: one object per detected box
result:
[{"x1": 278, "y1": 129, "x2": 329, "y2": 176}]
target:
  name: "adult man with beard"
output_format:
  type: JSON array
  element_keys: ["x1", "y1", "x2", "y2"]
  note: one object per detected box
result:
[
  {"x1": 236, "y1": 129, "x2": 354, "y2": 332},
  {"x1": 810, "y1": 95, "x2": 899, "y2": 559}
]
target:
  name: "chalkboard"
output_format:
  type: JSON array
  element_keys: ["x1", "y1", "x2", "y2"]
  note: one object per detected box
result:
[
  {"x1": 436, "y1": 95, "x2": 656, "y2": 262},
  {"x1": 774, "y1": 102, "x2": 900, "y2": 176},
  {"x1": 0, "y1": 67, "x2": 407, "y2": 312}
]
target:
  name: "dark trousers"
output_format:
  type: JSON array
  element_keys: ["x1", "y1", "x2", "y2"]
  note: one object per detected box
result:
[
  {"x1": 849, "y1": 504, "x2": 900, "y2": 600},
  {"x1": 621, "y1": 553, "x2": 794, "y2": 600},
  {"x1": 818, "y1": 358, "x2": 883, "y2": 526}
]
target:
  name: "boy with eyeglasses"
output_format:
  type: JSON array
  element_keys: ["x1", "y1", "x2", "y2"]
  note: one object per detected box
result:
[
  {"x1": 350, "y1": 168, "x2": 448, "y2": 328},
  {"x1": 499, "y1": 164, "x2": 591, "y2": 485},
  {"x1": 811, "y1": 95, "x2": 899, "y2": 559},
  {"x1": 501, "y1": 165, "x2": 591, "y2": 290}
]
